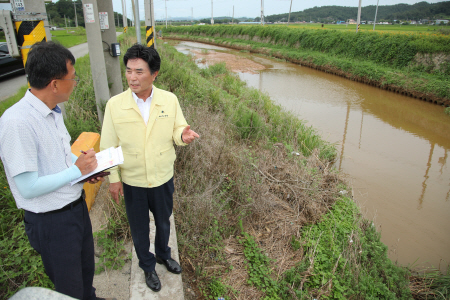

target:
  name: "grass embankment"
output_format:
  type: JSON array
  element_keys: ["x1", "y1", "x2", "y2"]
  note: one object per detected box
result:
[
  {"x1": 1, "y1": 30, "x2": 448, "y2": 299},
  {"x1": 161, "y1": 25, "x2": 450, "y2": 107},
  {"x1": 50, "y1": 27, "x2": 87, "y2": 48}
]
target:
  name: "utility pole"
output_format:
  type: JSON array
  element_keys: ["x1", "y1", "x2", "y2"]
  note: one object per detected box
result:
[
  {"x1": 191, "y1": 7, "x2": 193, "y2": 23},
  {"x1": 121, "y1": 0, "x2": 128, "y2": 30},
  {"x1": 82, "y1": 0, "x2": 110, "y2": 123},
  {"x1": 232, "y1": 5, "x2": 234, "y2": 24},
  {"x1": 131, "y1": 0, "x2": 135, "y2": 26},
  {"x1": 144, "y1": 0, "x2": 156, "y2": 48},
  {"x1": 261, "y1": 0, "x2": 264, "y2": 25},
  {"x1": 74, "y1": 2, "x2": 78, "y2": 27},
  {"x1": 287, "y1": 0, "x2": 293, "y2": 25},
  {"x1": 356, "y1": 0, "x2": 362, "y2": 32},
  {"x1": 373, "y1": 0, "x2": 379, "y2": 30},
  {"x1": 134, "y1": 0, "x2": 141, "y2": 44},
  {"x1": 64, "y1": 14, "x2": 67, "y2": 28},
  {"x1": 97, "y1": 0, "x2": 123, "y2": 97},
  {"x1": 211, "y1": 0, "x2": 214, "y2": 25},
  {"x1": 165, "y1": 0, "x2": 168, "y2": 28}
]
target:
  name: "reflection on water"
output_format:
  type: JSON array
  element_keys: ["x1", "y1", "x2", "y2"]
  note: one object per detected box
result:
[{"x1": 174, "y1": 41, "x2": 450, "y2": 273}]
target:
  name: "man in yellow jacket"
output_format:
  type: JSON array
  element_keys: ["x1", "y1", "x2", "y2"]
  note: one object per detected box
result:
[{"x1": 100, "y1": 44, "x2": 199, "y2": 292}]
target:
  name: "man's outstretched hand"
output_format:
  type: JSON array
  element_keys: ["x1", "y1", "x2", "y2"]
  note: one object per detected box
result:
[{"x1": 181, "y1": 125, "x2": 199, "y2": 144}]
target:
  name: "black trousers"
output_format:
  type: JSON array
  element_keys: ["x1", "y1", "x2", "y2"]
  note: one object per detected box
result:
[
  {"x1": 24, "y1": 194, "x2": 96, "y2": 300},
  {"x1": 123, "y1": 178, "x2": 174, "y2": 273}
]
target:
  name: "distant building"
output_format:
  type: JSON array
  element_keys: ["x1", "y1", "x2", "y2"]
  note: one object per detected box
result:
[
  {"x1": 336, "y1": 21, "x2": 346, "y2": 24},
  {"x1": 435, "y1": 19, "x2": 449, "y2": 24},
  {"x1": 348, "y1": 19, "x2": 356, "y2": 24}
]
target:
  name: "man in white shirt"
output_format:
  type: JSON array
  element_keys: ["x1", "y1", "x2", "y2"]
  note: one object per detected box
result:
[{"x1": 0, "y1": 41, "x2": 114, "y2": 300}]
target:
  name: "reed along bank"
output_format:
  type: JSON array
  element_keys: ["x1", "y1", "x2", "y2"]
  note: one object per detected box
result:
[{"x1": 161, "y1": 25, "x2": 450, "y2": 107}]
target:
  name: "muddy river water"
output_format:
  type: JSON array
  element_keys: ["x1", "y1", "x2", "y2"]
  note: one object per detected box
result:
[{"x1": 172, "y1": 40, "x2": 450, "y2": 273}]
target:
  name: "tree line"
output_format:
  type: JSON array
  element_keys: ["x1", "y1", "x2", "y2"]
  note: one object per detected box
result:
[
  {"x1": 45, "y1": 0, "x2": 130, "y2": 28},
  {"x1": 265, "y1": 1, "x2": 450, "y2": 23}
]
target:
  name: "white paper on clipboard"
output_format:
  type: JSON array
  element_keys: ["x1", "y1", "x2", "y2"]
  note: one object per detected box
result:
[{"x1": 71, "y1": 146, "x2": 124, "y2": 185}]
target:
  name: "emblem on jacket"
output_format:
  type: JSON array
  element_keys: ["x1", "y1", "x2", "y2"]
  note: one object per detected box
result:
[{"x1": 158, "y1": 110, "x2": 169, "y2": 118}]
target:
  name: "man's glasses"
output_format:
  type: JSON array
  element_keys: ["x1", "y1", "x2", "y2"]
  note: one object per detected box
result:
[
  {"x1": 58, "y1": 75, "x2": 80, "y2": 84},
  {"x1": 47, "y1": 75, "x2": 80, "y2": 86}
]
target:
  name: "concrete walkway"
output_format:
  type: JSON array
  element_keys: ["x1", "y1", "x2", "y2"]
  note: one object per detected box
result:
[{"x1": 129, "y1": 213, "x2": 184, "y2": 300}]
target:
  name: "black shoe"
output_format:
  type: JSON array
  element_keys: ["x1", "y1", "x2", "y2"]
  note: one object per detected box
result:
[
  {"x1": 156, "y1": 256, "x2": 182, "y2": 274},
  {"x1": 144, "y1": 270, "x2": 161, "y2": 292}
]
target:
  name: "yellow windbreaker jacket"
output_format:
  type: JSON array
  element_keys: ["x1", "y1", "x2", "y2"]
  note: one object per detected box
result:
[{"x1": 100, "y1": 87, "x2": 188, "y2": 188}]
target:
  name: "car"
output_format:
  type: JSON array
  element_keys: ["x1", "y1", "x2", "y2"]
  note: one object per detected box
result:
[{"x1": 0, "y1": 42, "x2": 25, "y2": 79}]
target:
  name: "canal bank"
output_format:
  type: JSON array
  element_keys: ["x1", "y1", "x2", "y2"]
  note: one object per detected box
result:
[
  {"x1": 171, "y1": 40, "x2": 450, "y2": 276},
  {"x1": 161, "y1": 25, "x2": 450, "y2": 107}
]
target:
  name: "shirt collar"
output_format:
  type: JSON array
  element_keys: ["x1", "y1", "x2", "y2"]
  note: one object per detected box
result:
[
  {"x1": 24, "y1": 89, "x2": 56, "y2": 118},
  {"x1": 132, "y1": 88, "x2": 154, "y2": 104}
]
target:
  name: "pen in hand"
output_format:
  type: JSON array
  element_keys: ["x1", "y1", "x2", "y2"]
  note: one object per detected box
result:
[{"x1": 80, "y1": 150, "x2": 88, "y2": 155}]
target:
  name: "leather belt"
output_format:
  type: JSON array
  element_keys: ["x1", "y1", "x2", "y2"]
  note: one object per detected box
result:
[{"x1": 47, "y1": 190, "x2": 85, "y2": 214}]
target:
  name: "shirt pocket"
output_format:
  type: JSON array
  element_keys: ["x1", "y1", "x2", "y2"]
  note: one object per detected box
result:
[
  {"x1": 121, "y1": 147, "x2": 142, "y2": 174},
  {"x1": 157, "y1": 145, "x2": 176, "y2": 178},
  {"x1": 154, "y1": 114, "x2": 175, "y2": 138},
  {"x1": 114, "y1": 118, "x2": 143, "y2": 143}
]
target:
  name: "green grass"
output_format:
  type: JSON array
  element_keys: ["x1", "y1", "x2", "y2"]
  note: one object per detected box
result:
[
  {"x1": 50, "y1": 27, "x2": 87, "y2": 48},
  {"x1": 0, "y1": 86, "x2": 29, "y2": 116},
  {"x1": 284, "y1": 23, "x2": 447, "y2": 33}
]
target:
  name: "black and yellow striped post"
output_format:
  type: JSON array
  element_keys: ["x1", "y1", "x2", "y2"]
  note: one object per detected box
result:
[
  {"x1": 124, "y1": 26, "x2": 128, "y2": 33},
  {"x1": 146, "y1": 25, "x2": 154, "y2": 48},
  {"x1": 15, "y1": 20, "x2": 47, "y2": 67}
]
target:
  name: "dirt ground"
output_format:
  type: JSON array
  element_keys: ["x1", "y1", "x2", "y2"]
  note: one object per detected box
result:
[{"x1": 191, "y1": 49, "x2": 266, "y2": 74}]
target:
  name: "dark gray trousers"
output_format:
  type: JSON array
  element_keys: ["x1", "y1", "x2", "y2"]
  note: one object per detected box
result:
[
  {"x1": 123, "y1": 178, "x2": 174, "y2": 273},
  {"x1": 24, "y1": 195, "x2": 96, "y2": 300}
]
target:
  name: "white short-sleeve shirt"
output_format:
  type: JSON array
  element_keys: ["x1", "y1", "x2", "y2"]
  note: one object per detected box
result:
[{"x1": 0, "y1": 90, "x2": 83, "y2": 213}]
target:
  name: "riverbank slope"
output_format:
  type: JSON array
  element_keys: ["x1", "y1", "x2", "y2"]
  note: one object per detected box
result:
[{"x1": 162, "y1": 25, "x2": 450, "y2": 107}]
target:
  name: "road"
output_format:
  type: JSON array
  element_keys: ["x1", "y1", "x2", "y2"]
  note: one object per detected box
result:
[{"x1": 0, "y1": 32, "x2": 122, "y2": 102}]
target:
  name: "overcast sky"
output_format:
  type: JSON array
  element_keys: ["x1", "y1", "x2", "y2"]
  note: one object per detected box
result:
[
  {"x1": 0, "y1": 1, "x2": 448, "y2": 20},
  {"x1": 112, "y1": 0, "x2": 448, "y2": 20}
]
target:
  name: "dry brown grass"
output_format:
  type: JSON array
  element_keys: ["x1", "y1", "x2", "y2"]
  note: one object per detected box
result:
[{"x1": 173, "y1": 104, "x2": 344, "y2": 299}]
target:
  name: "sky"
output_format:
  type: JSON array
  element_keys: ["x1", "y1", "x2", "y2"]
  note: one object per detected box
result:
[
  {"x1": 0, "y1": 0, "x2": 448, "y2": 20},
  {"x1": 112, "y1": 0, "x2": 448, "y2": 20}
]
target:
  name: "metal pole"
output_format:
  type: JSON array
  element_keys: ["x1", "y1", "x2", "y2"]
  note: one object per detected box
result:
[
  {"x1": 165, "y1": 0, "x2": 167, "y2": 28},
  {"x1": 373, "y1": 0, "x2": 379, "y2": 31},
  {"x1": 232, "y1": 5, "x2": 234, "y2": 24},
  {"x1": 121, "y1": 0, "x2": 127, "y2": 29},
  {"x1": 82, "y1": 0, "x2": 110, "y2": 123},
  {"x1": 74, "y1": 2, "x2": 78, "y2": 27},
  {"x1": 144, "y1": 0, "x2": 156, "y2": 48},
  {"x1": 287, "y1": 0, "x2": 292, "y2": 25},
  {"x1": 356, "y1": 0, "x2": 362, "y2": 32},
  {"x1": 211, "y1": 0, "x2": 214, "y2": 25},
  {"x1": 134, "y1": 0, "x2": 141, "y2": 44},
  {"x1": 261, "y1": 0, "x2": 264, "y2": 25},
  {"x1": 97, "y1": 0, "x2": 123, "y2": 97}
]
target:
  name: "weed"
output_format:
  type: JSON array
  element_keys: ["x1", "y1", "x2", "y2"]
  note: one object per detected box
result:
[
  {"x1": 445, "y1": 107, "x2": 450, "y2": 116},
  {"x1": 93, "y1": 221, "x2": 127, "y2": 274}
]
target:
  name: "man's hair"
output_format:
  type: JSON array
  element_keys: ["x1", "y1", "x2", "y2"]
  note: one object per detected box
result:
[
  {"x1": 26, "y1": 41, "x2": 75, "y2": 89},
  {"x1": 123, "y1": 44, "x2": 161, "y2": 74}
]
